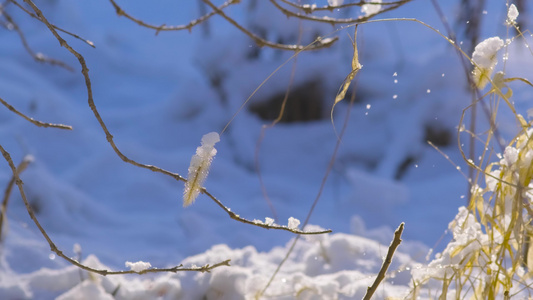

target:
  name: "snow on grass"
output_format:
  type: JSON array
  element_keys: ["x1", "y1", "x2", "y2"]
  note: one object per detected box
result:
[
  {"x1": 471, "y1": 36, "x2": 505, "y2": 89},
  {"x1": 507, "y1": 4, "x2": 519, "y2": 25}
]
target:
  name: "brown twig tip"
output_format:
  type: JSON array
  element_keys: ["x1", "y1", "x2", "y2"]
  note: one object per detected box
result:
[
  {"x1": 363, "y1": 222, "x2": 404, "y2": 300},
  {"x1": 0, "y1": 96, "x2": 73, "y2": 130}
]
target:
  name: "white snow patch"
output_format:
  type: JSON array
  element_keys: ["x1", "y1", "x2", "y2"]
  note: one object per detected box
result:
[
  {"x1": 501, "y1": 146, "x2": 519, "y2": 167},
  {"x1": 125, "y1": 261, "x2": 152, "y2": 272},
  {"x1": 507, "y1": 4, "x2": 519, "y2": 25},
  {"x1": 328, "y1": 0, "x2": 344, "y2": 6},
  {"x1": 288, "y1": 217, "x2": 301, "y2": 229},
  {"x1": 472, "y1": 37, "x2": 504, "y2": 69},
  {"x1": 361, "y1": 0, "x2": 382, "y2": 16}
]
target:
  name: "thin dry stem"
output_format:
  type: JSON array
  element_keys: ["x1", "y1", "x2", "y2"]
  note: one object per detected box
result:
[
  {"x1": 260, "y1": 85, "x2": 357, "y2": 297},
  {"x1": 0, "y1": 96, "x2": 73, "y2": 130},
  {"x1": 270, "y1": 0, "x2": 412, "y2": 25},
  {"x1": 253, "y1": 15, "x2": 307, "y2": 222},
  {"x1": 22, "y1": 0, "x2": 186, "y2": 182},
  {"x1": 22, "y1": 0, "x2": 331, "y2": 235},
  {"x1": 8, "y1": 0, "x2": 95, "y2": 48},
  {"x1": 202, "y1": 0, "x2": 338, "y2": 51},
  {"x1": 108, "y1": 0, "x2": 237, "y2": 34},
  {"x1": 278, "y1": 0, "x2": 409, "y2": 13},
  {"x1": 1, "y1": 9, "x2": 73, "y2": 71},
  {"x1": 202, "y1": 188, "x2": 331, "y2": 235},
  {"x1": 363, "y1": 222, "x2": 404, "y2": 300},
  {"x1": 0, "y1": 155, "x2": 31, "y2": 240}
]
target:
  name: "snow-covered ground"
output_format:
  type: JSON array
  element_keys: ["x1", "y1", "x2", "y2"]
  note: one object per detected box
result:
[{"x1": 0, "y1": 0, "x2": 531, "y2": 299}]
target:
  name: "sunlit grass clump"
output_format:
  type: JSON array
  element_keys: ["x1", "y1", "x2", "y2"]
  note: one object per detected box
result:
[{"x1": 407, "y1": 4, "x2": 533, "y2": 298}]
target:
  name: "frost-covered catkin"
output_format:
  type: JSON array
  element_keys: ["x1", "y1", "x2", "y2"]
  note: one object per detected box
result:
[{"x1": 183, "y1": 132, "x2": 220, "y2": 207}]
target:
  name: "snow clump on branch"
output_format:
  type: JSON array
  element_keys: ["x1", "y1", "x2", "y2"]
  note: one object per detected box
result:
[
  {"x1": 125, "y1": 261, "x2": 152, "y2": 272},
  {"x1": 361, "y1": 0, "x2": 382, "y2": 16}
]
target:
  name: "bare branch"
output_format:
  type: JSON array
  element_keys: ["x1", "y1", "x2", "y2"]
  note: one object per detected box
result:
[
  {"x1": 363, "y1": 222, "x2": 404, "y2": 300},
  {"x1": 269, "y1": 0, "x2": 412, "y2": 25},
  {"x1": 0, "y1": 155, "x2": 32, "y2": 240},
  {"x1": 22, "y1": 0, "x2": 332, "y2": 236},
  {"x1": 108, "y1": 0, "x2": 237, "y2": 34},
  {"x1": 202, "y1": 189, "x2": 332, "y2": 235},
  {"x1": 0, "y1": 96, "x2": 73, "y2": 130},
  {"x1": 21, "y1": 0, "x2": 185, "y2": 182},
  {"x1": 1, "y1": 9, "x2": 74, "y2": 71},
  {"x1": 8, "y1": 0, "x2": 95, "y2": 48},
  {"x1": 202, "y1": 0, "x2": 338, "y2": 51},
  {"x1": 278, "y1": 0, "x2": 411, "y2": 14},
  {"x1": 0, "y1": 144, "x2": 231, "y2": 276}
]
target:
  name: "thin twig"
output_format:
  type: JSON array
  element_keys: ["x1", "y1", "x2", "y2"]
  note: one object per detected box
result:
[
  {"x1": 363, "y1": 222, "x2": 404, "y2": 300},
  {"x1": 269, "y1": 0, "x2": 412, "y2": 25},
  {"x1": 202, "y1": 0, "x2": 338, "y2": 51},
  {"x1": 8, "y1": 0, "x2": 95, "y2": 48},
  {"x1": 260, "y1": 82, "x2": 357, "y2": 297},
  {"x1": 22, "y1": 0, "x2": 333, "y2": 235},
  {"x1": 22, "y1": 0, "x2": 185, "y2": 181},
  {"x1": 429, "y1": 0, "x2": 505, "y2": 204},
  {"x1": 0, "y1": 155, "x2": 32, "y2": 240},
  {"x1": 0, "y1": 144, "x2": 230, "y2": 275},
  {"x1": 202, "y1": 189, "x2": 331, "y2": 235},
  {"x1": 1, "y1": 9, "x2": 74, "y2": 71},
  {"x1": 108, "y1": 0, "x2": 237, "y2": 35},
  {"x1": 278, "y1": 0, "x2": 410, "y2": 14},
  {"x1": 253, "y1": 15, "x2": 307, "y2": 222},
  {"x1": 0, "y1": 96, "x2": 73, "y2": 130}
]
